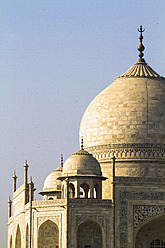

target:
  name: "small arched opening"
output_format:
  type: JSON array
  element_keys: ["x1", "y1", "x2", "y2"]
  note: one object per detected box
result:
[
  {"x1": 69, "y1": 183, "x2": 75, "y2": 198},
  {"x1": 48, "y1": 197, "x2": 54, "y2": 200},
  {"x1": 15, "y1": 225, "x2": 21, "y2": 248},
  {"x1": 38, "y1": 220, "x2": 59, "y2": 248},
  {"x1": 77, "y1": 219, "x2": 102, "y2": 248},
  {"x1": 79, "y1": 183, "x2": 89, "y2": 198}
]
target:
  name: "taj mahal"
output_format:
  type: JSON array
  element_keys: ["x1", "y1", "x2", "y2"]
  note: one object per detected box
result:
[{"x1": 7, "y1": 26, "x2": 165, "y2": 248}]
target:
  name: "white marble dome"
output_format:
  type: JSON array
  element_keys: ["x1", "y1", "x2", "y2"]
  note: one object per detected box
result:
[
  {"x1": 80, "y1": 60, "x2": 165, "y2": 149},
  {"x1": 43, "y1": 166, "x2": 63, "y2": 191},
  {"x1": 62, "y1": 149, "x2": 102, "y2": 176}
]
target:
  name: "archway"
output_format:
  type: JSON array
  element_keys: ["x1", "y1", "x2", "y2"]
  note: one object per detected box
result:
[
  {"x1": 15, "y1": 225, "x2": 21, "y2": 248},
  {"x1": 135, "y1": 214, "x2": 165, "y2": 248},
  {"x1": 77, "y1": 219, "x2": 102, "y2": 248},
  {"x1": 38, "y1": 220, "x2": 59, "y2": 248}
]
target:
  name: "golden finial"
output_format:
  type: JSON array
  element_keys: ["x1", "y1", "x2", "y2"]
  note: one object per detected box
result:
[
  {"x1": 29, "y1": 176, "x2": 33, "y2": 183},
  {"x1": 137, "y1": 25, "x2": 145, "y2": 62},
  {"x1": 8, "y1": 195, "x2": 12, "y2": 203},
  {"x1": 81, "y1": 136, "x2": 84, "y2": 150},
  {"x1": 24, "y1": 159, "x2": 29, "y2": 168},
  {"x1": 12, "y1": 170, "x2": 17, "y2": 179}
]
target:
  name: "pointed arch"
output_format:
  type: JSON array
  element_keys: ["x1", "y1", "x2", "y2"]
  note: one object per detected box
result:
[
  {"x1": 15, "y1": 225, "x2": 21, "y2": 248},
  {"x1": 135, "y1": 214, "x2": 165, "y2": 248},
  {"x1": 77, "y1": 219, "x2": 102, "y2": 248},
  {"x1": 26, "y1": 224, "x2": 29, "y2": 248},
  {"x1": 38, "y1": 220, "x2": 59, "y2": 248}
]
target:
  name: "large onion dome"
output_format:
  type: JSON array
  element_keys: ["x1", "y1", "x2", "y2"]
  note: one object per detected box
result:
[{"x1": 80, "y1": 26, "x2": 165, "y2": 150}]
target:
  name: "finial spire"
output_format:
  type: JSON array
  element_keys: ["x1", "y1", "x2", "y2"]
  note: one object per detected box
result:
[
  {"x1": 13, "y1": 170, "x2": 17, "y2": 178},
  {"x1": 24, "y1": 159, "x2": 28, "y2": 166},
  {"x1": 81, "y1": 136, "x2": 84, "y2": 150},
  {"x1": 61, "y1": 154, "x2": 63, "y2": 167},
  {"x1": 137, "y1": 25, "x2": 145, "y2": 62},
  {"x1": 12, "y1": 170, "x2": 17, "y2": 192}
]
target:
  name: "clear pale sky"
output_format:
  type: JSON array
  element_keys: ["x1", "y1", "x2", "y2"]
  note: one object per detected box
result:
[{"x1": 0, "y1": 1, "x2": 165, "y2": 247}]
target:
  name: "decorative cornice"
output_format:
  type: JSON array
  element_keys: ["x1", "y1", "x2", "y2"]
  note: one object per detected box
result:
[
  {"x1": 115, "y1": 177, "x2": 165, "y2": 183},
  {"x1": 32, "y1": 199, "x2": 66, "y2": 206},
  {"x1": 68, "y1": 198, "x2": 111, "y2": 206},
  {"x1": 85, "y1": 143, "x2": 165, "y2": 160}
]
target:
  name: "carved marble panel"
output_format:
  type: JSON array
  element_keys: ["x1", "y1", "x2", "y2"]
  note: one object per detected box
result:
[
  {"x1": 119, "y1": 191, "x2": 165, "y2": 248},
  {"x1": 37, "y1": 215, "x2": 60, "y2": 227},
  {"x1": 134, "y1": 205, "x2": 165, "y2": 229}
]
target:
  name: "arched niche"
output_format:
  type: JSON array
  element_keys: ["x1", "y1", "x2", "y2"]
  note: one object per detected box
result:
[
  {"x1": 135, "y1": 214, "x2": 165, "y2": 248},
  {"x1": 77, "y1": 219, "x2": 102, "y2": 248},
  {"x1": 15, "y1": 225, "x2": 21, "y2": 248},
  {"x1": 26, "y1": 224, "x2": 29, "y2": 248},
  {"x1": 38, "y1": 220, "x2": 59, "y2": 248},
  {"x1": 69, "y1": 183, "x2": 75, "y2": 198}
]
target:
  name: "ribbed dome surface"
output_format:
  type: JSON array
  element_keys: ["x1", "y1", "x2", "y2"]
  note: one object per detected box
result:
[
  {"x1": 116, "y1": 61, "x2": 163, "y2": 79},
  {"x1": 43, "y1": 166, "x2": 63, "y2": 191},
  {"x1": 63, "y1": 149, "x2": 102, "y2": 176},
  {"x1": 80, "y1": 61, "x2": 165, "y2": 149}
]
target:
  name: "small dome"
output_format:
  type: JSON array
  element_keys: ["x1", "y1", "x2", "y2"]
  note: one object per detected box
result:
[
  {"x1": 43, "y1": 166, "x2": 63, "y2": 191},
  {"x1": 63, "y1": 149, "x2": 102, "y2": 176}
]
